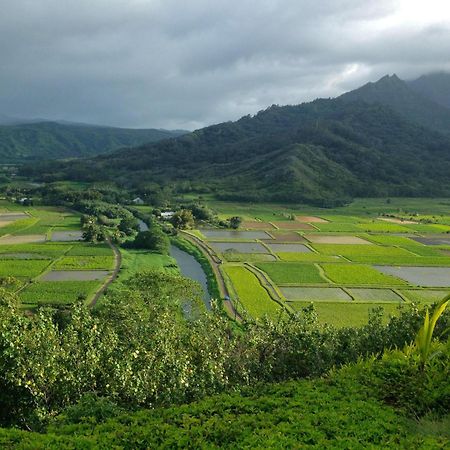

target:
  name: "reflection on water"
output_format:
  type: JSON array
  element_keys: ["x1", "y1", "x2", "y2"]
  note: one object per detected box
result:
[{"x1": 170, "y1": 244, "x2": 211, "y2": 309}]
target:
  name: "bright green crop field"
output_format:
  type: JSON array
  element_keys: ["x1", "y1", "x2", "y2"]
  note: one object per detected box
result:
[
  {"x1": 0, "y1": 201, "x2": 114, "y2": 306},
  {"x1": 193, "y1": 198, "x2": 450, "y2": 326},
  {"x1": 255, "y1": 262, "x2": 326, "y2": 285}
]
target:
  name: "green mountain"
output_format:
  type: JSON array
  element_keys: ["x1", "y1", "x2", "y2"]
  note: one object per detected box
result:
[
  {"x1": 25, "y1": 96, "x2": 450, "y2": 205},
  {"x1": 408, "y1": 72, "x2": 450, "y2": 110},
  {"x1": 0, "y1": 121, "x2": 187, "y2": 162},
  {"x1": 339, "y1": 74, "x2": 450, "y2": 135}
]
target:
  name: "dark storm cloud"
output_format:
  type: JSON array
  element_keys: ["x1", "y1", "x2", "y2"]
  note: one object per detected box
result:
[{"x1": 0, "y1": 0, "x2": 449, "y2": 129}]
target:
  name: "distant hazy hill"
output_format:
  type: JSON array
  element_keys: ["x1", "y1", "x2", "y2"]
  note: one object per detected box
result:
[
  {"x1": 339, "y1": 74, "x2": 450, "y2": 135},
  {"x1": 408, "y1": 72, "x2": 450, "y2": 110},
  {"x1": 0, "y1": 121, "x2": 187, "y2": 162},
  {"x1": 25, "y1": 94, "x2": 450, "y2": 205}
]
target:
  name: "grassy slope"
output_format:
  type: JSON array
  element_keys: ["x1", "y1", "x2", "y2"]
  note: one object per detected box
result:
[{"x1": 0, "y1": 371, "x2": 447, "y2": 448}]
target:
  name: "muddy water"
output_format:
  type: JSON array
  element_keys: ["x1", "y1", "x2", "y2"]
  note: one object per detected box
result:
[
  {"x1": 137, "y1": 219, "x2": 149, "y2": 232},
  {"x1": 170, "y1": 244, "x2": 211, "y2": 309}
]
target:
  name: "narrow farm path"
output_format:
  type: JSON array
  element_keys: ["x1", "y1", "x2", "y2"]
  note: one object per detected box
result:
[
  {"x1": 180, "y1": 231, "x2": 242, "y2": 321},
  {"x1": 89, "y1": 238, "x2": 121, "y2": 307}
]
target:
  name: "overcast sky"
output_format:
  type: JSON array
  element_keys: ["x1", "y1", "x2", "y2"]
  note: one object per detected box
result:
[{"x1": 1, "y1": 0, "x2": 450, "y2": 130}]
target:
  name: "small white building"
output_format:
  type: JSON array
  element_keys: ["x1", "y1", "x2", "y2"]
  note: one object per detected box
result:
[
  {"x1": 132, "y1": 197, "x2": 144, "y2": 205},
  {"x1": 160, "y1": 211, "x2": 174, "y2": 220}
]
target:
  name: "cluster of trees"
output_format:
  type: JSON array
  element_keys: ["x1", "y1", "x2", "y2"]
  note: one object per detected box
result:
[{"x1": 0, "y1": 269, "x2": 448, "y2": 430}]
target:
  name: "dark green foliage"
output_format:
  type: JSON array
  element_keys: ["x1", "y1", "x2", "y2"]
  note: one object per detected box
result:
[
  {"x1": 0, "y1": 121, "x2": 186, "y2": 162},
  {"x1": 408, "y1": 72, "x2": 450, "y2": 110},
  {"x1": 130, "y1": 228, "x2": 170, "y2": 254},
  {"x1": 25, "y1": 94, "x2": 450, "y2": 204},
  {"x1": 229, "y1": 216, "x2": 242, "y2": 229},
  {"x1": 170, "y1": 209, "x2": 194, "y2": 229},
  {"x1": 340, "y1": 74, "x2": 450, "y2": 135},
  {"x1": 0, "y1": 356, "x2": 448, "y2": 448}
]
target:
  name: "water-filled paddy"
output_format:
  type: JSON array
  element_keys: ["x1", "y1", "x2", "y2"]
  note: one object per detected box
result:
[
  {"x1": 0, "y1": 234, "x2": 46, "y2": 245},
  {"x1": 211, "y1": 241, "x2": 269, "y2": 253},
  {"x1": 201, "y1": 230, "x2": 270, "y2": 240},
  {"x1": 41, "y1": 270, "x2": 110, "y2": 281},
  {"x1": 305, "y1": 235, "x2": 372, "y2": 245},
  {"x1": 411, "y1": 236, "x2": 450, "y2": 246},
  {"x1": 263, "y1": 232, "x2": 306, "y2": 242},
  {"x1": 51, "y1": 231, "x2": 83, "y2": 241},
  {"x1": 266, "y1": 243, "x2": 311, "y2": 253},
  {"x1": 280, "y1": 286, "x2": 351, "y2": 302},
  {"x1": 347, "y1": 288, "x2": 403, "y2": 303},
  {"x1": 375, "y1": 266, "x2": 450, "y2": 287},
  {"x1": 0, "y1": 252, "x2": 49, "y2": 259}
]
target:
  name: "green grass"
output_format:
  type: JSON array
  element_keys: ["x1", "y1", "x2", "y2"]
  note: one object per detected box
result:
[
  {"x1": 118, "y1": 248, "x2": 176, "y2": 280},
  {"x1": 312, "y1": 244, "x2": 416, "y2": 258},
  {"x1": 365, "y1": 235, "x2": 424, "y2": 247},
  {"x1": 66, "y1": 243, "x2": 113, "y2": 256},
  {"x1": 224, "y1": 266, "x2": 282, "y2": 318},
  {"x1": 321, "y1": 263, "x2": 407, "y2": 286},
  {"x1": 348, "y1": 256, "x2": 450, "y2": 266},
  {"x1": 0, "y1": 375, "x2": 446, "y2": 448},
  {"x1": 288, "y1": 301, "x2": 402, "y2": 327},
  {"x1": 54, "y1": 256, "x2": 115, "y2": 270},
  {"x1": 0, "y1": 218, "x2": 38, "y2": 235},
  {"x1": 400, "y1": 289, "x2": 450, "y2": 304},
  {"x1": 0, "y1": 243, "x2": 72, "y2": 257},
  {"x1": 276, "y1": 252, "x2": 341, "y2": 262},
  {"x1": 0, "y1": 260, "x2": 50, "y2": 278},
  {"x1": 313, "y1": 222, "x2": 362, "y2": 232},
  {"x1": 357, "y1": 222, "x2": 411, "y2": 233},
  {"x1": 19, "y1": 281, "x2": 99, "y2": 305},
  {"x1": 256, "y1": 262, "x2": 326, "y2": 285}
]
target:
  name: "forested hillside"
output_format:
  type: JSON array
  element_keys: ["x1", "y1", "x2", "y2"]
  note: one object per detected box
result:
[
  {"x1": 0, "y1": 121, "x2": 186, "y2": 162},
  {"x1": 25, "y1": 96, "x2": 450, "y2": 205},
  {"x1": 408, "y1": 72, "x2": 450, "y2": 110},
  {"x1": 339, "y1": 74, "x2": 450, "y2": 135}
]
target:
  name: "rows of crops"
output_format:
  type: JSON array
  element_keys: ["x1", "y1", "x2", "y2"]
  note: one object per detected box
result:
[
  {"x1": 0, "y1": 201, "x2": 113, "y2": 307},
  {"x1": 195, "y1": 210, "x2": 450, "y2": 326}
]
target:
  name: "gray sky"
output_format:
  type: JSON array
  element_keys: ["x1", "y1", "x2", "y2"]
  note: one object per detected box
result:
[{"x1": 1, "y1": 0, "x2": 450, "y2": 130}]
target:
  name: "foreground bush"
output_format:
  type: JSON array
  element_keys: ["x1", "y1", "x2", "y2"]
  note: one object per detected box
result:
[
  {"x1": 0, "y1": 270, "x2": 448, "y2": 430},
  {"x1": 0, "y1": 350, "x2": 448, "y2": 448}
]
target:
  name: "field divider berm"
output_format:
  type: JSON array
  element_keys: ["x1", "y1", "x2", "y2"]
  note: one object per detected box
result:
[
  {"x1": 244, "y1": 263, "x2": 293, "y2": 313},
  {"x1": 179, "y1": 230, "x2": 242, "y2": 321}
]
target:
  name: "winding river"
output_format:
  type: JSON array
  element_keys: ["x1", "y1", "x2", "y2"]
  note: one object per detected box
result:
[{"x1": 170, "y1": 244, "x2": 211, "y2": 309}]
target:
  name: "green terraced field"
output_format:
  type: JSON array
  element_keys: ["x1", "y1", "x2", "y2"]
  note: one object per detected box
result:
[
  {"x1": 224, "y1": 266, "x2": 283, "y2": 318},
  {"x1": 288, "y1": 301, "x2": 402, "y2": 327},
  {"x1": 256, "y1": 262, "x2": 326, "y2": 284},
  {"x1": 0, "y1": 260, "x2": 51, "y2": 278},
  {"x1": 400, "y1": 289, "x2": 450, "y2": 304},
  {"x1": 54, "y1": 256, "x2": 115, "y2": 270},
  {"x1": 312, "y1": 244, "x2": 415, "y2": 258},
  {"x1": 19, "y1": 281, "x2": 99, "y2": 305},
  {"x1": 320, "y1": 264, "x2": 407, "y2": 286},
  {"x1": 276, "y1": 253, "x2": 341, "y2": 262}
]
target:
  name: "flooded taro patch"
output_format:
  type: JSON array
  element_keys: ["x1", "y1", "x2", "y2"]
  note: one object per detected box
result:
[
  {"x1": 375, "y1": 266, "x2": 450, "y2": 287},
  {"x1": 0, "y1": 235, "x2": 46, "y2": 245},
  {"x1": 211, "y1": 241, "x2": 269, "y2": 254},
  {"x1": 263, "y1": 232, "x2": 306, "y2": 242},
  {"x1": 200, "y1": 230, "x2": 271, "y2": 240},
  {"x1": 347, "y1": 288, "x2": 404, "y2": 303},
  {"x1": 305, "y1": 235, "x2": 372, "y2": 245},
  {"x1": 50, "y1": 231, "x2": 83, "y2": 242},
  {"x1": 266, "y1": 243, "x2": 311, "y2": 253},
  {"x1": 41, "y1": 270, "x2": 110, "y2": 281},
  {"x1": 280, "y1": 286, "x2": 352, "y2": 302}
]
